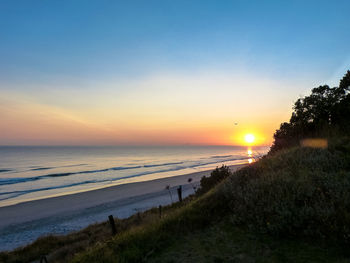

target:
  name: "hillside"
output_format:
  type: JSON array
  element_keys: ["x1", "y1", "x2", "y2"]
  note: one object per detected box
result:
[
  {"x1": 71, "y1": 138, "x2": 350, "y2": 262},
  {"x1": 1, "y1": 138, "x2": 349, "y2": 262}
]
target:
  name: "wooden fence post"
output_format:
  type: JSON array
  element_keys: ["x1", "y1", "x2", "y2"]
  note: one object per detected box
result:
[
  {"x1": 108, "y1": 215, "x2": 117, "y2": 235},
  {"x1": 137, "y1": 212, "x2": 141, "y2": 222},
  {"x1": 177, "y1": 186, "x2": 182, "y2": 202}
]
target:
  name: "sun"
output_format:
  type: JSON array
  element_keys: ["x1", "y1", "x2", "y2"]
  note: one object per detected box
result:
[{"x1": 244, "y1": 134, "x2": 255, "y2": 144}]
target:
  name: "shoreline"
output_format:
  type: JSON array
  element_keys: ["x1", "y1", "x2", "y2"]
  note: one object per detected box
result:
[{"x1": 0, "y1": 164, "x2": 245, "y2": 251}]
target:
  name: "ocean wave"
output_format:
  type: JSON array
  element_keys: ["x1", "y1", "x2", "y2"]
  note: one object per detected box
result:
[
  {"x1": 62, "y1": 164, "x2": 88, "y2": 168},
  {"x1": 42, "y1": 165, "x2": 143, "y2": 178},
  {"x1": 0, "y1": 177, "x2": 41, "y2": 186},
  {"x1": 144, "y1": 162, "x2": 183, "y2": 168},
  {"x1": 30, "y1": 163, "x2": 88, "y2": 171},
  {"x1": 0, "y1": 169, "x2": 12, "y2": 173},
  {"x1": 210, "y1": 155, "x2": 233, "y2": 159},
  {"x1": 188, "y1": 157, "x2": 249, "y2": 168},
  {"x1": 110, "y1": 166, "x2": 142, "y2": 171},
  {"x1": 31, "y1": 167, "x2": 52, "y2": 171},
  {"x1": 0, "y1": 164, "x2": 153, "y2": 186},
  {"x1": 0, "y1": 162, "x2": 186, "y2": 186}
]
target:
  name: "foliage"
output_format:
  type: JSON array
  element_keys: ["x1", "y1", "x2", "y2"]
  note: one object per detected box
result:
[
  {"x1": 222, "y1": 139, "x2": 350, "y2": 243},
  {"x1": 196, "y1": 165, "x2": 231, "y2": 195},
  {"x1": 72, "y1": 140, "x2": 350, "y2": 262},
  {"x1": 270, "y1": 70, "x2": 350, "y2": 152},
  {"x1": 72, "y1": 191, "x2": 227, "y2": 263},
  {"x1": 149, "y1": 218, "x2": 349, "y2": 263}
]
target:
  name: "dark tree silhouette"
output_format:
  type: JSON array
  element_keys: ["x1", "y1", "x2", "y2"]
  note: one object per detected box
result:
[
  {"x1": 197, "y1": 165, "x2": 231, "y2": 195},
  {"x1": 270, "y1": 70, "x2": 350, "y2": 153},
  {"x1": 339, "y1": 70, "x2": 350, "y2": 91}
]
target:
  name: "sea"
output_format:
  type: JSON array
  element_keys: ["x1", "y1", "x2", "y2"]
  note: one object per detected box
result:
[{"x1": 0, "y1": 145, "x2": 268, "y2": 208}]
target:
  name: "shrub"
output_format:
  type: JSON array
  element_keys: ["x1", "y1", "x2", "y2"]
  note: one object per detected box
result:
[
  {"x1": 197, "y1": 165, "x2": 231, "y2": 195},
  {"x1": 221, "y1": 143, "x2": 350, "y2": 243}
]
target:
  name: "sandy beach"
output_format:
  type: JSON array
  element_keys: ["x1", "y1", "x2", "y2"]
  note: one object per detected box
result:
[{"x1": 0, "y1": 164, "x2": 245, "y2": 251}]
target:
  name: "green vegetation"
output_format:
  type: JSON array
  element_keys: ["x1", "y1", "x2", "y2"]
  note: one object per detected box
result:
[
  {"x1": 271, "y1": 70, "x2": 350, "y2": 152},
  {"x1": 70, "y1": 139, "x2": 350, "y2": 262},
  {"x1": 196, "y1": 165, "x2": 231, "y2": 195},
  {"x1": 149, "y1": 219, "x2": 348, "y2": 263},
  {"x1": 223, "y1": 140, "x2": 350, "y2": 241}
]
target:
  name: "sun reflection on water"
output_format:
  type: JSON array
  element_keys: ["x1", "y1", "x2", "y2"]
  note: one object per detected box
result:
[{"x1": 247, "y1": 148, "x2": 254, "y2": 164}]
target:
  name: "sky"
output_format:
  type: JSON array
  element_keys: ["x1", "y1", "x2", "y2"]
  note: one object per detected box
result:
[{"x1": 0, "y1": 0, "x2": 350, "y2": 146}]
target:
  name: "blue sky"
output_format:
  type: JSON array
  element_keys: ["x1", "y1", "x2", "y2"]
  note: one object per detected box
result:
[{"x1": 0, "y1": 0, "x2": 350, "y2": 145}]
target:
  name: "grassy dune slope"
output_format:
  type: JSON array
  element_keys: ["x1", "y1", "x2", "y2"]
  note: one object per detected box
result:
[
  {"x1": 72, "y1": 138, "x2": 350, "y2": 263},
  {"x1": 0, "y1": 202, "x2": 192, "y2": 263}
]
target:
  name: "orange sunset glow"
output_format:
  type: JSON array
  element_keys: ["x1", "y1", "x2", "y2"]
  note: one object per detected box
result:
[{"x1": 0, "y1": 88, "x2": 282, "y2": 146}]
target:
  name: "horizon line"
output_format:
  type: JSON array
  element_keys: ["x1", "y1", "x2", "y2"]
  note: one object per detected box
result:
[{"x1": 0, "y1": 144, "x2": 271, "y2": 147}]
